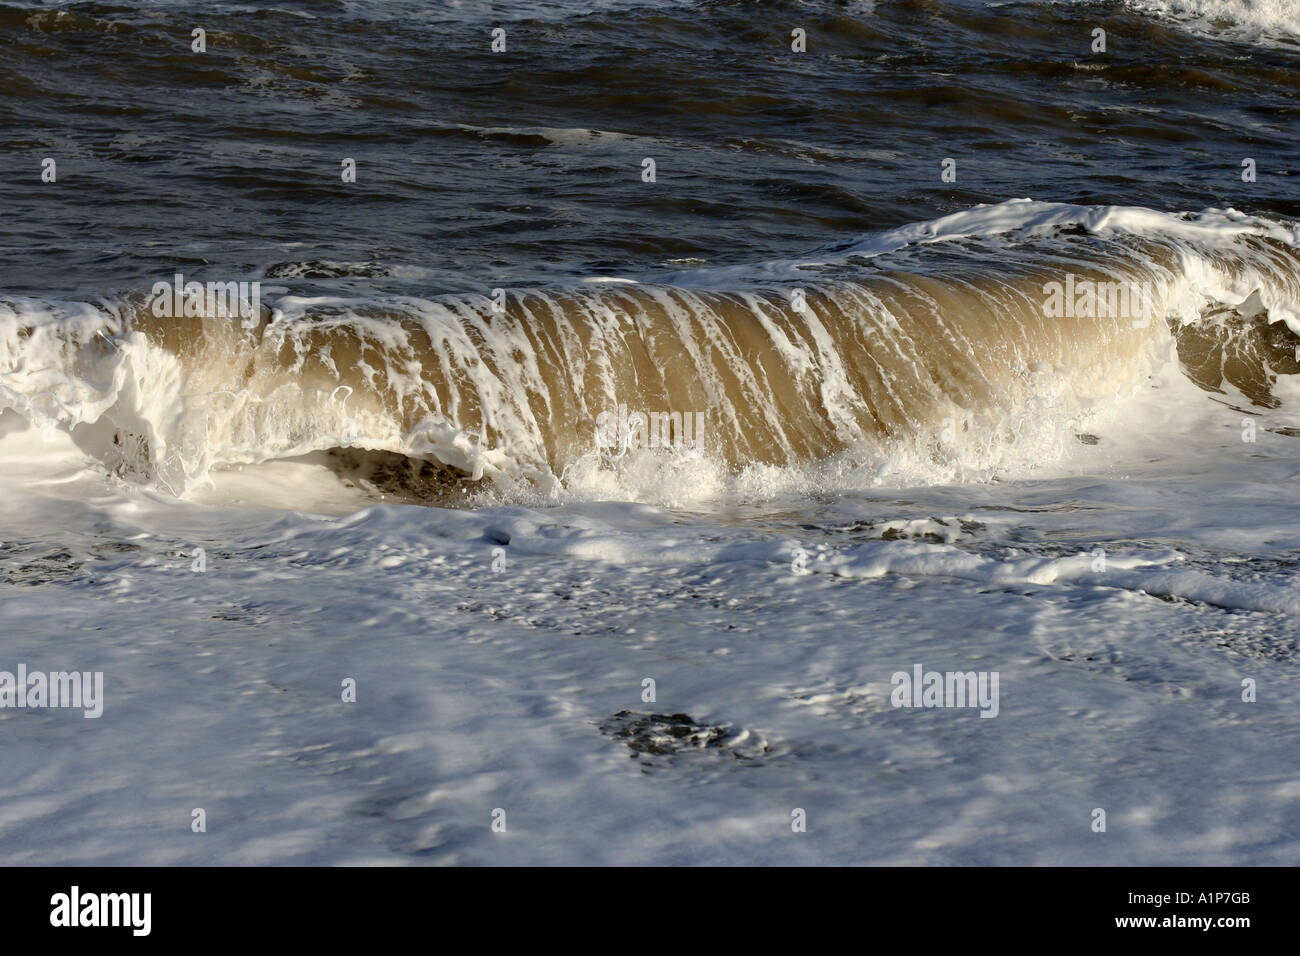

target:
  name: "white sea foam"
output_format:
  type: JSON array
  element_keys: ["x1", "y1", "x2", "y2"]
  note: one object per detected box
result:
[
  {"x1": 1121, "y1": 0, "x2": 1300, "y2": 45},
  {"x1": 4, "y1": 361, "x2": 1299, "y2": 863}
]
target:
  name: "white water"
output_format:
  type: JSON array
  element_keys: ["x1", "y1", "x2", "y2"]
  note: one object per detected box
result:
[
  {"x1": 1121, "y1": 0, "x2": 1300, "y2": 45},
  {"x1": 3, "y1": 201, "x2": 1300, "y2": 864},
  {"x1": 3, "y1": 356, "x2": 1300, "y2": 863}
]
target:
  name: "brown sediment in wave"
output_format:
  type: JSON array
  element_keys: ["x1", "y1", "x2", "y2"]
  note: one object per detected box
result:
[{"x1": 3, "y1": 225, "x2": 1299, "y2": 496}]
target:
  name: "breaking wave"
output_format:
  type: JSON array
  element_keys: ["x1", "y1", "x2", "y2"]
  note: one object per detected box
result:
[
  {"x1": 1117, "y1": 0, "x2": 1300, "y2": 47},
  {"x1": 2, "y1": 200, "x2": 1299, "y2": 505}
]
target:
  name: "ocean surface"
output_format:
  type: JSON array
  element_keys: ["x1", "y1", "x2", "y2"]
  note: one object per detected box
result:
[{"x1": 2, "y1": 0, "x2": 1299, "y2": 865}]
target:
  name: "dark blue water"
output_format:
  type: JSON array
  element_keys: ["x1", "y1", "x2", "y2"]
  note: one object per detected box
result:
[{"x1": 0, "y1": 0, "x2": 1296, "y2": 300}]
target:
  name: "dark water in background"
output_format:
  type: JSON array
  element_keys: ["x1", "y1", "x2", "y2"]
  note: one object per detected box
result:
[{"x1": 0, "y1": 0, "x2": 1297, "y2": 300}]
